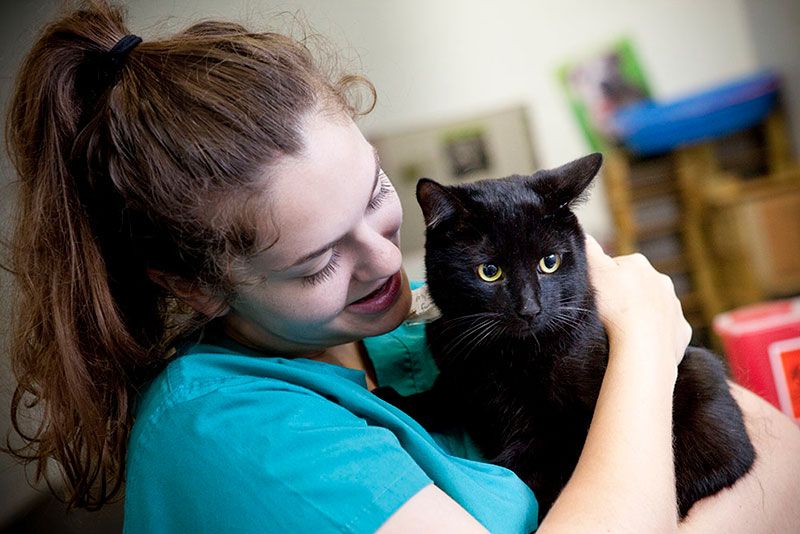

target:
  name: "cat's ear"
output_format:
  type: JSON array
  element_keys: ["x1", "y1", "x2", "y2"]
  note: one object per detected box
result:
[
  {"x1": 416, "y1": 178, "x2": 465, "y2": 229},
  {"x1": 532, "y1": 153, "x2": 603, "y2": 210}
]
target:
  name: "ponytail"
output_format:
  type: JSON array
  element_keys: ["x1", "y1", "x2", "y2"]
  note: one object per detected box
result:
[
  {"x1": 4, "y1": 1, "x2": 162, "y2": 509},
  {"x1": 4, "y1": 0, "x2": 376, "y2": 510}
]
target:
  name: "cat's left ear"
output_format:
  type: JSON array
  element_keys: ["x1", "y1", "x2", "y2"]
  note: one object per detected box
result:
[
  {"x1": 417, "y1": 178, "x2": 466, "y2": 229},
  {"x1": 531, "y1": 153, "x2": 603, "y2": 210}
]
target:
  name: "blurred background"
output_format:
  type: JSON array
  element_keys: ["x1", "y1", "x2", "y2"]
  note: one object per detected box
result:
[{"x1": 1, "y1": 0, "x2": 798, "y2": 531}]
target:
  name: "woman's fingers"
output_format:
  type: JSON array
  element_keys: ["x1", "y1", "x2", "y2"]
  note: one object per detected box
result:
[{"x1": 584, "y1": 234, "x2": 690, "y2": 365}]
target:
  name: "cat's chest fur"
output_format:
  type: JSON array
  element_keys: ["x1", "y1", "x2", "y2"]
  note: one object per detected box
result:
[{"x1": 425, "y1": 311, "x2": 607, "y2": 457}]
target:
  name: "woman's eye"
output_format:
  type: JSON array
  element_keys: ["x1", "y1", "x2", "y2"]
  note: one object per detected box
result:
[
  {"x1": 538, "y1": 253, "x2": 561, "y2": 274},
  {"x1": 301, "y1": 250, "x2": 341, "y2": 287},
  {"x1": 477, "y1": 263, "x2": 503, "y2": 282},
  {"x1": 367, "y1": 171, "x2": 392, "y2": 212}
]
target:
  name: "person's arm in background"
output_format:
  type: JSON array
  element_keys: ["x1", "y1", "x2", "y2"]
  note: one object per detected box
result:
[{"x1": 679, "y1": 382, "x2": 800, "y2": 534}]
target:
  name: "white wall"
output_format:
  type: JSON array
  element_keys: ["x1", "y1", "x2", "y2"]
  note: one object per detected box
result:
[
  {"x1": 127, "y1": 0, "x2": 761, "y2": 241},
  {"x1": 742, "y1": 0, "x2": 800, "y2": 155}
]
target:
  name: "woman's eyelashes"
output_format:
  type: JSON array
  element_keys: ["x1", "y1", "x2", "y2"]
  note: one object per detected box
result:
[
  {"x1": 301, "y1": 249, "x2": 342, "y2": 287},
  {"x1": 301, "y1": 173, "x2": 392, "y2": 287},
  {"x1": 367, "y1": 171, "x2": 392, "y2": 212}
]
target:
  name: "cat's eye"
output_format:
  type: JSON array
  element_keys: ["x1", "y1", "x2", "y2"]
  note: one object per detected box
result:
[
  {"x1": 477, "y1": 263, "x2": 503, "y2": 282},
  {"x1": 538, "y1": 254, "x2": 561, "y2": 274}
]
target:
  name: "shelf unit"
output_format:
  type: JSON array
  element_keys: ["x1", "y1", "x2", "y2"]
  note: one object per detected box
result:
[{"x1": 602, "y1": 111, "x2": 799, "y2": 344}]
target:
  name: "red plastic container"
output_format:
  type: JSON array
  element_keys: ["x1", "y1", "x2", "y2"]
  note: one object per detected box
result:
[{"x1": 713, "y1": 298, "x2": 800, "y2": 424}]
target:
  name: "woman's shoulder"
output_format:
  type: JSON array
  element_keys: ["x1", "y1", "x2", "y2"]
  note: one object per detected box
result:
[
  {"x1": 130, "y1": 349, "x2": 368, "y2": 440},
  {"x1": 124, "y1": 337, "x2": 538, "y2": 534},
  {"x1": 125, "y1": 349, "x2": 433, "y2": 533}
]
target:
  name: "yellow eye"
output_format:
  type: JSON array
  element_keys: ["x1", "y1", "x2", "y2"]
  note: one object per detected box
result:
[
  {"x1": 538, "y1": 254, "x2": 561, "y2": 274},
  {"x1": 477, "y1": 263, "x2": 503, "y2": 282}
]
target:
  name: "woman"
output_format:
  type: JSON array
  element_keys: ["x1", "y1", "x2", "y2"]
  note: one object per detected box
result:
[{"x1": 5, "y1": 2, "x2": 799, "y2": 532}]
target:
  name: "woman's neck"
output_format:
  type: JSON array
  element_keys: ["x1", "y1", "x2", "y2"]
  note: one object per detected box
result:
[
  {"x1": 208, "y1": 318, "x2": 379, "y2": 390},
  {"x1": 307, "y1": 341, "x2": 379, "y2": 390}
]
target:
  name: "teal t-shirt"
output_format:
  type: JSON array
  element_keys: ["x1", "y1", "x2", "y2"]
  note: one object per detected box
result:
[{"x1": 123, "y1": 290, "x2": 538, "y2": 533}]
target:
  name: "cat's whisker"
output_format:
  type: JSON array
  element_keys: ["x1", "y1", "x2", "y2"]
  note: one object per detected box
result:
[
  {"x1": 435, "y1": 314, "x2": 504, "y2": 342},
  {"x1": 529, "y1": 328, "x2": 541, "y2": 353},
  {"x1": 438, "y1": 319, "x2": 495, "y2": 358},
  {"x1": 555, "y1": 298, "x2": 593, "y2": 315},
  {"x1": 548, "y1": 318, "x2": 577, "y2": 339},
  {"x1": 481, "y1": 323, "x2": 508, "y2": 351},
  {"x1": 441, "y1": 312, "x2": 504, "y2": 323},
  {"x1": 437, "y1": 313, "x2": 504, "y2": 334},
  {"x1": 558, "y1": 306, "x2": 592, "y2": 314},
  {"x1": 452, "y1": 320, "x2": 500, "y2": 357},
  {"x1": 550, "y1": 312, "x2": 582, "y2": 330},
  {"x1": 548, "y1": 313, "x2": 584, "y2": 339},
  {"x1": 442, "y1": 319, "x2": 500, "y2": 362},
  {"x1": 457, "y1": 320, "x2": 504, "y2": 362},
  {"x1": 553, "y1": 313, "x2": 582, "y2": 328},
  {"x1": 465, "y1": 322, "x2": 500, "y2": 357}
]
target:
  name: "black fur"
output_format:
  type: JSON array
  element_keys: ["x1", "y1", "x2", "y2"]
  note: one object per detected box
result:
[{"x1": 375, "y1": 154, "x2": 755, "y2": 521}]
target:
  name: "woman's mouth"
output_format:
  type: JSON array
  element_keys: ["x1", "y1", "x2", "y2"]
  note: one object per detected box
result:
[{"x1": 346, "y1": 272, "x2": 402, "y2": 315}]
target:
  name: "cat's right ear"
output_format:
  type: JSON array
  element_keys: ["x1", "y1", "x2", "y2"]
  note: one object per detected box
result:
[{"x1": 416, "y1": 179, "x2": 464, "y2": 229}]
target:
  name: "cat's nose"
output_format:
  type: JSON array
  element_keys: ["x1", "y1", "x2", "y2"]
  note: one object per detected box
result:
[{"x1": 518, "y1": 300, "x2": 541, "y2": 319}]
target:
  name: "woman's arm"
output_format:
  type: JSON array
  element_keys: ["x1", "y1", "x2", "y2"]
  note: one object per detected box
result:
[
  {"x1": 377, "y1": 484, "x2": 489, "y2": 533},
  {"x1": 540, "y1": 237, "x2": 689, "y2": 533},
  {"x1": 679, "y1": 382, "x2": 800, "y2": 534}
]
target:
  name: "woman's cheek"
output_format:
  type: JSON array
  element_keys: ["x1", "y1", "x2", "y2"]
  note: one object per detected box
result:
[
  {"x1": 300, "y1": 273, "x2": 353, "y2": 320},
  {"x1": 383, "y1": 194, "x2": 403, "y2": 237}
]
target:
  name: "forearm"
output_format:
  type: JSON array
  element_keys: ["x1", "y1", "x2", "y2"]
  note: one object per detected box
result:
[{"x1": 539, "y1": 338, "x2": 679, "y2": 533}]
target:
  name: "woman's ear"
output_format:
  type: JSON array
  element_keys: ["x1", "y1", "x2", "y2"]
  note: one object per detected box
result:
[{"x1": 146, "y1": 269, "x2": 231, "y2": 318}]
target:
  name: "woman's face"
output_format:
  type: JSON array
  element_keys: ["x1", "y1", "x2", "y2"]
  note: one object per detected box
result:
[{"x1": 221, "y1": 109, "x2": 412, "y2": 355}]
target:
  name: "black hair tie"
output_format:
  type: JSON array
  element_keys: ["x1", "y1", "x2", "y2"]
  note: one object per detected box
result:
[
  {"x1": 73, "y1": 34, "x2": 143, "y2": 157},
  {"x1": 89, "y1": 34, "x2": 142, "y2": 95},
  {"x1": 105, "y1": 34, "x2": 142, "y2": 76},
  {"x1": 75, "y1": 34, "x2": 142, "y2": 123}
]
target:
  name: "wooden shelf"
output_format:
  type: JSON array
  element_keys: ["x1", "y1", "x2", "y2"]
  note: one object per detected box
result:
[
  {"x1": 603, "y1": 110, "x2": 799, "y2": 348},
  {"x1": 629, "y1": 181, "x2": 679, "y2": 201},
  {"x1": 635, "y1": 219, "x2": 682, "y2": 241},
  {"x1": 679, "y1": 291, "x2": 702, "y2": 312},
  {"x1": 652, "y1": 256, "x2": 687, "y2": 274}
]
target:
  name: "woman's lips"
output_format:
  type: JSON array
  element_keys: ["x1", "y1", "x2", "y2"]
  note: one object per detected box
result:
[{"x1": 347, "y1": 272, "x2": 402, "y2": 315}]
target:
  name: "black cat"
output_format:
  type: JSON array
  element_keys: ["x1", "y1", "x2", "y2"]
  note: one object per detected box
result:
[{"x1": 376, "y1": 154, "x2": 755, "y2": 521}]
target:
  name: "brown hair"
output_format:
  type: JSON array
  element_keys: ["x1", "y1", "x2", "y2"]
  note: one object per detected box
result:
[{"x1": 3, "y1": 0, "x2": 375, "y2": 510}]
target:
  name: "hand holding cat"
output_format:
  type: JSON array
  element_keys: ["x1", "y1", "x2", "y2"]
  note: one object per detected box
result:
[{"x1": 583, "y1": 234, "x2": 691, "y2": 367}]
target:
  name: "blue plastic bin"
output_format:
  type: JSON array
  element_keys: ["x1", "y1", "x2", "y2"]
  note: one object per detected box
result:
[{"x1": 611, "y1": 71, "x2": 780, "y2": 156}]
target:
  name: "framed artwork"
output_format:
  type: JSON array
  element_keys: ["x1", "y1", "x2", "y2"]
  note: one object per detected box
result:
[
  {"x1": 443, "y1": 127, "x2": 491, "y2": 177},
  {"x1": 558, "y1": 38, "x2": 651, "y2": 151}
]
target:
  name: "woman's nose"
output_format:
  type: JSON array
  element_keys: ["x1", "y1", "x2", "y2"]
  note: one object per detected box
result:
[{"x1": 350, "y1": 223, "x2": 401, "y2": 282}]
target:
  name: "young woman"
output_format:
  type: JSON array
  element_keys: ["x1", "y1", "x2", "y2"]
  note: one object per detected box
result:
[{"x1": 5, "y1": 2, "x2": 799, "y2": 532}]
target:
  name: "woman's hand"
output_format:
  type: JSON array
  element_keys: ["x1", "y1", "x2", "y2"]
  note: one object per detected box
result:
[{"x1": 584, "y1": 234, "x2": 691, "y2": 367}]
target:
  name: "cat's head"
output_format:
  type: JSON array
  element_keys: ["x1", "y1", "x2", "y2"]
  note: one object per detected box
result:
[{"x1": 417, "y1": 153, "x2": 602, "y2": 340}]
